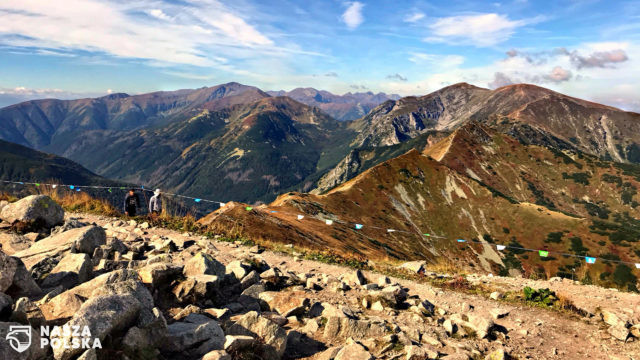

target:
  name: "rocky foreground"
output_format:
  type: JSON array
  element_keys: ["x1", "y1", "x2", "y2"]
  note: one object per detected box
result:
[{"x1": 0, "y1": 195, "x2": 639, "y2": 360}]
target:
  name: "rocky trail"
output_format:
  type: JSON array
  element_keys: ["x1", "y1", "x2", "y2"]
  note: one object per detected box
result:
[{"x1": 0, "y1": 195, "x2": 639, "y2": 360}]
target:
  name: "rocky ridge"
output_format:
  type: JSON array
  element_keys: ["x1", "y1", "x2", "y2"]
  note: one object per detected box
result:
[{"x1": 0, "y1": 196, "x2": 638, "y2": 359}]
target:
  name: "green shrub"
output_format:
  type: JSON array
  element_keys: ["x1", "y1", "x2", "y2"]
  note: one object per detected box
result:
[
  {"x1": 545, "y1": 232, "x2": 563, "y2": 244},
  {"x1": 523, "y1": 287, "x2": 557, "y2": 306}
]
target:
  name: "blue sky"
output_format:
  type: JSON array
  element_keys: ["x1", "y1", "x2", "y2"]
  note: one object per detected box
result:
[{"x1": 0, "y1": 0, "x2": 639, "y2": 110}]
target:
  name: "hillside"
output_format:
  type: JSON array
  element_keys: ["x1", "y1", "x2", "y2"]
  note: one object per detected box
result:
[
  {"x1": 267, "y1": 88, "x2": 400, "y2": 121},
  {"x1": 350, "y1": 83, "x2": 640, "y2": 163},
  {"x1": 58, "y1": 97, "x2": 355, "y2": 203},
  {"x1": 1, "y1": 198, "x2": 637, "y2": 359},
  {"x1": 199, "y1": 122, "x2": 640, "y2": 291},
  {"x1": 0, "y1": 139, "x2": 112, "y2": 186},
  {"x1": 0, "y1": 82, "x2": 269, "y2": 152}
]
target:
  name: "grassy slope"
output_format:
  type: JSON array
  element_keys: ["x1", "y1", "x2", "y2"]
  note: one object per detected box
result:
[{"x1": 199, "y1": 123, "x2": 640, "y2": 291}]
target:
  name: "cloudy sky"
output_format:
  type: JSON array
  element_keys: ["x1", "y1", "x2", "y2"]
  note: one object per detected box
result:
[{"x1": 0, "y1": 0, "x2": 638, "y2": 111}]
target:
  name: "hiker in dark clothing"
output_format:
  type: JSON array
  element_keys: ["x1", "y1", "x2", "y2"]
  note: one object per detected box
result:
[{"x1": 124, "y1": 189, "x2": 140, "y2": 216}]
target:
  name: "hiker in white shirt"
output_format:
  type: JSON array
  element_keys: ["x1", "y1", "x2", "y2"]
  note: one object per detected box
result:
[{"x1": 149, "y1": 189, "x2": 162, "y2": 215}]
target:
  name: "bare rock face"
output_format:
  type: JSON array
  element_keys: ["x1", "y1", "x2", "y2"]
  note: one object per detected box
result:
[{"x1": 0, "y1": 195, "x2": 64, "y2": 231}]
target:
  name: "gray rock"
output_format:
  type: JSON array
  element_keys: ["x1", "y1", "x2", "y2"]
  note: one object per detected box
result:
[
  {"x1": 406, "y1": 344, "x2": 438, "y2": 360},
  {"x1": 71, "y1": 226, "x2": 107, "y2": 255},
  {"x1": 399, "y1": 261, "x2": 426, "y2": 274},
  {"x1": 14, "y1": 225, "x2": 104, "y2": 269},
  {"x1": 183, "y1": 252, "x2": 226, "y2": 277},
  {"x1": 323, "y1": 317, "x2": 387, "y2": 341},
  {"x1": 41, "y1": 253, "x2": 92, "y2": 289},
  {"x1": 224, "y1": 335, "x2": 255, "y2": 352},
  {"x1": 0, "y1": 233, "x2": 31, "y2": 255},
  {"x1": 0, "y1": 195, "x2": 64, "y2": 230},
  {"x1": 227, "y1": 311, "x2": 288, "y2": 359},
  {"x1": 138, "y1": 262, "x2": 183, "y2": 288},
  {"x1": 226, "y1": 260, "x2": 250, "y2": 280},
  {"x1": 173, "y1": 275, "x2": 221, "y2": 305},
  {"x1": 334, "y1": 342, "x2": 372, "y2": 360},
  {"x1": 166, "y1": 315, "x2": 225, "y2": 355},
  {"x1": 10, "y1": 297, "x2": 45, "y2": 327},
  {"x1": 202, "y1": 350, "x2": 232, "y2": 360},
  {"x1": 0, "y1": 250, "x2": 41, "y2": 298},
  {"x1": 52, "y1": 294, "x2": 143, "y2": 360}
]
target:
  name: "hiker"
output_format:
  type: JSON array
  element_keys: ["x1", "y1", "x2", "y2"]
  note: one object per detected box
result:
[
  {"x1": 124, "y1": 189, "x2": 140, "y2": 216},
  {"x1": 149, "y1": 188, "x2": 162, "y2": 215}
]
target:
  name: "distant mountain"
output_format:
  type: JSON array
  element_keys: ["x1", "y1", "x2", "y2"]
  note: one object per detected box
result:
[
  {"x1": 202, "y1": 121, "x2": 640, "y2": 290},
  {"x1": 267, "y1": 88, "x2": 400, "y2": 121},
  {"x1": 0, "y1": 139, "x2": 111, "y2": 185},
  {"x1": 57, "y1": 96, "x2": 354, "y2": 203},
  {"x1": 3, "y1": 81, "x2": 640, "y2": 205},
  {"x1": 350, "y1": 82, "x2": 640, "y2": 161},
  {"x1": 0, "y1": 82, "x2": 269, "y2": 152}
]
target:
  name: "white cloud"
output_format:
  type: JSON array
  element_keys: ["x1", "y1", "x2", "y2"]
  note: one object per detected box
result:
[
  {"x1": 409, "y1": 53, "x2": 465, "y2": 67},
  {"x1": 148, "y1": 9, "x2": 171, "y2": 21},
  {"x1": 0, "y1": 0, "x2": 289, "y2": 68},
  {"x1": 545, "y1": 66, "x2": 572, "y2": 83},
  {"x1": 404, "y1": 12, "x2": 425, "y2": 23},
  {"x1": 0, "y1": 86, "x2": 106, "y2": 107},
  {"x1": 342, "y1": 2, "x2": 364, "y2": 29},
  {"x1": 426, "y1": 13, "x2": 540, "y2": 46},
  {"x1": 378, "y1": 41, "x2": 640, "y2": 114}
]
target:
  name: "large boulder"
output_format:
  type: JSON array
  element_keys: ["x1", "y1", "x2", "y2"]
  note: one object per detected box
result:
[
  {"x1": 51, "y1": 294, "x2": 143, "y2": 360},
  {"x1": 323, "y1": 317, "x2": 388, "y2": 341},
  {"x1": 0, "y1": 195, "x2": 64, "y2": 231},
  {"x1": 41, "y1": 253, "x2": 92, "y2": 289},
  {"x1": 14, "y1": 225, "x2": 106, "y2": 269},
  {"x1": 227, "y1": 311, "x2": 288, "y2": 360},
  {"x1": 259, "y1": 291, "x2": 310, "y2": 317},
  {"x1": 165, "y1": 313, "x2": 225, "y2": 356},
  {"x1": 0, "y1": 250, "x2": 41, "y2": 298},
  {"x1": 183, "y1": 252, "x2": 226, "y2": 277},
  {"x1": 40, "y1": 270, "x2": 140, "y2": 323},
  {"x1": 139, "y1": 263, "x2": 183, "y2": 288}
]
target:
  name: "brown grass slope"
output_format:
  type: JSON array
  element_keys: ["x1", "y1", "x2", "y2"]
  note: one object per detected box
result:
[{"x1": 199, "y1": 121, "x2": 640, "y2": 290}]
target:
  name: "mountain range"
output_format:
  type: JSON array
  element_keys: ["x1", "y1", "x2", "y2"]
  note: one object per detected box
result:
[
  {"x1": 2, "y1": 81, "x2": 640, "y2": 289},
  {"x1": 2, "y1": 82, "x2": 639, "y2": 205},
  {"x1": 267, "y1": 88, "x2": 400, "y2": 121}
]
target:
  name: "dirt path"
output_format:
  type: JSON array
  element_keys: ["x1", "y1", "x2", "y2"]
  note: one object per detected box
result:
[{"x1": 74, "y1": 212, "x2": 640, "y2": 360}]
